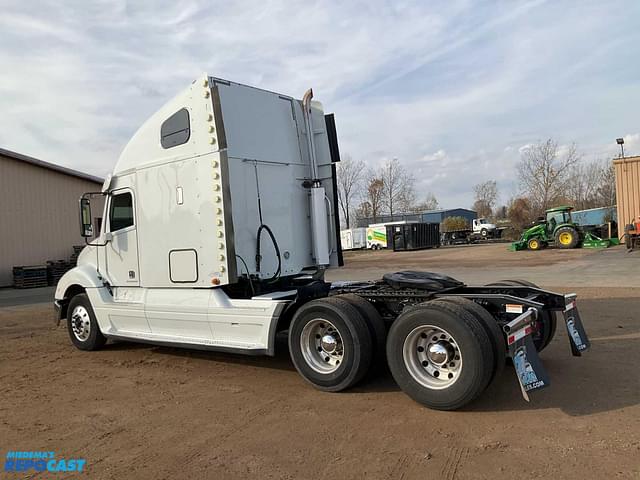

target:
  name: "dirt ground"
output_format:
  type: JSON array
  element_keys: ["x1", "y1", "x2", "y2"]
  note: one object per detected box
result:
[{"x1": 1, "y1": 246, "x2": 639, "y2": 479}]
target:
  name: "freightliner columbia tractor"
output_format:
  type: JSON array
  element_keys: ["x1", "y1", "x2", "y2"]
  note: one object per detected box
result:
[{"x1": 54, "y1": 75, "x2": 590, "y2": 410}]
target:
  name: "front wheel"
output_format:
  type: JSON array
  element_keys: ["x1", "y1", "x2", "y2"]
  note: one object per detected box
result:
[
  {"x1": 67, "y1": 293, "x2": 106, "y2": 351},
  {"x1": 527, "y1": 238, "x2": 542, "y2": 250},
  {"x1": 288, "y1": 297, "x2": 372, "y2": 392}
]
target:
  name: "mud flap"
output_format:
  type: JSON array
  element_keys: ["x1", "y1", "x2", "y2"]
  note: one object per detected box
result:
[
  {"x1": 563, "y1": 294, "x2": 590, "y2": 356},
  {"x1": 505, "y1": 309, "x2": 550, "y2": 401}
]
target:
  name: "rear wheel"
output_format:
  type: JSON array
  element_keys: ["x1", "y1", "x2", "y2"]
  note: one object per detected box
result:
[
  {"x1": 67, "y1": 293, "x2": 106, "y2": 351},
  {"x1": 386, "y1": 300, "x2": 494, "y2": 410},
  {"x1": 555, "y1": 226, "x2": 579, "y2": 249},
  {"x1": 289, "y1": 297, "x2": 372, "y2": 392},
  {"x1": 439, "y1": 297, "x2": 505, "y2": 383},
  {"x1": 335, "y1": 294, "x2": 387, "y2": 371}
]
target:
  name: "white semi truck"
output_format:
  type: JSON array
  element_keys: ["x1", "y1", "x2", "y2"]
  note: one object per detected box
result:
[{"x1": 54, "y1": 75, "x2": 590, "y2": 410}]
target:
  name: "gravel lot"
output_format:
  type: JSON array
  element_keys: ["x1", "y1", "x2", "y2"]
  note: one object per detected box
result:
[{"x1": 1, "y1": 244, "x2": 638, "y2": 479}]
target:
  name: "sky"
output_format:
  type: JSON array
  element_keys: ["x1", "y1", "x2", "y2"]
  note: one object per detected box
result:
[{"x1": 1, "y1": 0, "x2": 639, "y2": 208}]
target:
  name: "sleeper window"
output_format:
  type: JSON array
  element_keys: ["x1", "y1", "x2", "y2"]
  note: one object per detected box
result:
[
  {"x1": 109, "y1": 192, "x2": 134, "y2": 231},
  {"x1": 161, "y1": 108, "x2": 190, "y2": 148}
]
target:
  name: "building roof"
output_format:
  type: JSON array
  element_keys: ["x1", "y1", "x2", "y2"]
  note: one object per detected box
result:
[
  {"x1": 0, "y1": 147, "x2": 104, "y2": 184},
  {"x1": 613, "y1": 155, "x2": 640, "y2": 164},
  {"x1": 421, "y1": 208, "x2": 476, "y2": 215}
]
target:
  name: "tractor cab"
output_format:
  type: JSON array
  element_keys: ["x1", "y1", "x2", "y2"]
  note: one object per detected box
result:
[{"x1": 545, "y1": 206, "x2": 574, "y2": 236}]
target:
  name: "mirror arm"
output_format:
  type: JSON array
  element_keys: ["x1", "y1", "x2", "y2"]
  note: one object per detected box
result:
[
  {"x1": 87, "y1": 232, "x2": 112, "y2": 247},
  {"x1": 80, "y1": 190, "x2": 108, "y2": 243}
]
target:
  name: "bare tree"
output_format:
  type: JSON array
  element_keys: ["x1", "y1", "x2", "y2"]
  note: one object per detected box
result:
[
  {"x1": 410, "y1": 192, "x2": 439, "y2": 212},
  {"x1": 495, "y1": 205, "x2": 508, "y2": 220},
  {"x1": 355, "y1": 201, "x2": 372, "y2": 223},
  {"x1": 336, "y1": 155, "x2": 365, "y2": 228},
  {"x1": 517, "y1": 139, "x2": 580, "y2": 215},
  {"x1": 473, "y1": 180, "x2": 498, "y2": 217},
  {"x1": 566, "y1": 161, "x2": 601, "y2": 210},
  {"x1": 380, "y1": 158, "x2": 415, "y2": 216},
  {"x1": 365, "y1": 176, "x2": 385, "y2": 223},
  {"x1": 507, "y1": 197, "x2": 534, "y2": 231},
  {"x1": 596, "y1": 162, "x2": 616, "y2": 207}
]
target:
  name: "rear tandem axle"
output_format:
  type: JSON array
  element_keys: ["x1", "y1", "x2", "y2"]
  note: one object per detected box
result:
[{"x1": 298, "y1": 271, "x2": 591, "y2": 410}]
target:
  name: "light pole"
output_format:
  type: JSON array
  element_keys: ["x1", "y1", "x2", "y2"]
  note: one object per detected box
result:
[{"x1": 616, "y1": 138, "x2": 625, "y2": 158}]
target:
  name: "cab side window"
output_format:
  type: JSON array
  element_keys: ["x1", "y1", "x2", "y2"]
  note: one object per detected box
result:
[{"x1": 109, "y1": 192, "x2": 134, "y2": 231}]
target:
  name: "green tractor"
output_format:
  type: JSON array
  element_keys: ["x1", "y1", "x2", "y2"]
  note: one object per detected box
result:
[{"x1": 511, "y1": 206, "x2": 584, "y2": 251}]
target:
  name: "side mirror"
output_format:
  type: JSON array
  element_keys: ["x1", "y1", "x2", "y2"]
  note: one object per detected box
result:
[{"x1": 79, "y1": 198, "x2": 93, "y2": 237}]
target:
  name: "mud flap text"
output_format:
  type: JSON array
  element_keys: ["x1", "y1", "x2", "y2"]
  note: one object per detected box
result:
[{"x1": 563, "y1": 295, "x2": 590, "y2": 356}]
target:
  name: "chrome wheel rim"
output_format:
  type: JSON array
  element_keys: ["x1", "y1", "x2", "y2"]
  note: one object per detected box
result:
[
  {"x1": 300, "y1": 319, "x2": 344, "y2": 374},
  {"x1": 402, "y1": 325, "x2": 462, "y2": 389},
  {"x1": 71, "y1": 305, "x2": 91, "y2": 341}
]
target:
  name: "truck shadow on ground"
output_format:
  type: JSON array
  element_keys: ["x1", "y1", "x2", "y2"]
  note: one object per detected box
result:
[
  {"x1": 103, "y1": 298, "x2": 638, "y2": 417},
  {"x1": 466, "y1": 336, "x2": 640, "y2": 416}
]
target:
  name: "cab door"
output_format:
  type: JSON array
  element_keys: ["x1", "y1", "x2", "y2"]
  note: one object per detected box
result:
[{"x1": 105, "y1": 190, "x2": 140, "y2": 286}]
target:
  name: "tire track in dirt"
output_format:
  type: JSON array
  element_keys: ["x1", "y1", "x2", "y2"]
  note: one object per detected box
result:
[
  {"x1": 390, "y1": 453, "x2": 409, "y2": 479},
  {"x1": 441, "y1": 445, "x2": 469, "y2": 480}
]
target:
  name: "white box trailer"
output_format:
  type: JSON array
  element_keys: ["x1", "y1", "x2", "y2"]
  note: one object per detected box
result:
[
  {"x1": 340, "y1": 228, "x2": 367, "y2": 250},
  {"x1": 54, "y1": 75, "x2": 590, "y2": 410}
]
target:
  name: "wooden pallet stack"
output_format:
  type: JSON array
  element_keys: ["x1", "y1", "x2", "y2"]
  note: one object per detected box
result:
[
  {"x1": 13, "y1": 266, "x2": 48, "y2": 289},
  {"x1": 46, "y1": 260, "x2": 72, "y2": 286},
  {"x1": 70, "y1": 245, "x2": 84, "y2": 266}
]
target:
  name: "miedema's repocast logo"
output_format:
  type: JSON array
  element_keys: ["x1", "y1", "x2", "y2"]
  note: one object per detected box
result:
[{"x1": 4, "y1": 451, "x2": 86, "y2": 473}]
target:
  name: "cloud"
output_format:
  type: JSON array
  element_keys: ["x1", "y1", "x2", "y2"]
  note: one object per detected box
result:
[{"x1": 0, "y1": 0, "x2": 638, "y2": 208}]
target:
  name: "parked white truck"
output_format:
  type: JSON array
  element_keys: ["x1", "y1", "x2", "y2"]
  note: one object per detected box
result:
[
  {"x1": 441, "y1": 218, "x2": 503, "y2": 245},
  {"x1": 473, "y1": 218, "x2": 498, "y2": 237},
  {"x1": 54, "y1": 75, "x2": 590, "y2": 410}
]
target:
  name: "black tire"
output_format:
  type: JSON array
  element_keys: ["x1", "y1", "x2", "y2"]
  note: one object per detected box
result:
[
  {"x1": 555, "y1": 226, "x2": 579, "y2": 249},
  {"x1": 624, "y1": 225, "x2": 633, "y2": 249},
  {"x1": 67, "y1": 293, "x2": 107, "y2": 351},
  {"x1": 486, "y1": 280, "x2": 557, "y2": 352},
  {"x1": 481, "y1": 228, "x2": 488, "y2": 237},
  {"x1": 386, "y1": 300, "x2": 494, "y2": 410},
  {"x1": 335, "y1": 294, "x2": 387, "y2": 370},
  {"x1": 439, "y1": 297, "x2": 505, "y2": 384},
  {"x1": 288, "y1": 297, "x2": 372, "y2": 392}
]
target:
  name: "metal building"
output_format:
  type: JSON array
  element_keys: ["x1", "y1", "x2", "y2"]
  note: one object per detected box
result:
[
  {"x1": 571, "y1": 206, "x2": 617, "y2": 226},
  {"x1": 419, "y1": 208, "x2": 477, "y2": 224},
  {"x1": 613, "y1": 155, "x2": 640, "y2": 239},
  {"x1": 356, "y1": 208, "x2": 477, "y2": 228},
  {"x1": 0, "y1": 148, "x2": 104, "y2": 287}
]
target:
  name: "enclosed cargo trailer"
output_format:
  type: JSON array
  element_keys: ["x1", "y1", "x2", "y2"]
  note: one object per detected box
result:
[{"x1": 340, "y1": 228, "x2": 367, "y2": 250}]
